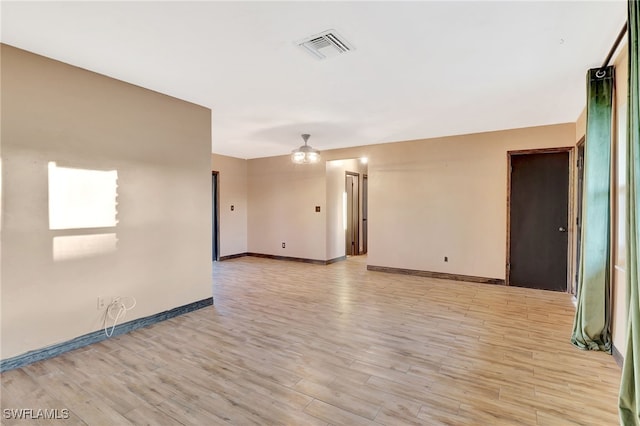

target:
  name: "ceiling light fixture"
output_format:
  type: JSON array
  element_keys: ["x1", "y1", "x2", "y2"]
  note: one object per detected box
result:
[{"x1": 291, "y1": 134, "x2": 320, "y2": 164}]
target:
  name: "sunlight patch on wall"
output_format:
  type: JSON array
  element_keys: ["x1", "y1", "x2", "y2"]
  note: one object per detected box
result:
[
  {"x1": 48, "y1": 162, "x2": 118, "y2": 230},
  {"x1": 53, "y1": 233, "x2": 118, "y2": 261}
]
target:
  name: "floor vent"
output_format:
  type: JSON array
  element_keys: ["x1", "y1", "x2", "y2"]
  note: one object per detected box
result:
[{"x1": 297, "y1": 29, "x2": 354, "y2": 60}]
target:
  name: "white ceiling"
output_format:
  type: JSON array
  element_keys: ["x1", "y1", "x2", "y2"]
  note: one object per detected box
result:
[{"x1": 1, "y1": 1, "x2": 628, "y2": 159}]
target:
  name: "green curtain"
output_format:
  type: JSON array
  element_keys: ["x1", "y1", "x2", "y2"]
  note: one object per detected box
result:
[
  {"x1": 619, "y1": 0, "x2": 640, "y2": 423},
  {"x1": 571, "y1": 65, "x2": 614, "y2": 353}
]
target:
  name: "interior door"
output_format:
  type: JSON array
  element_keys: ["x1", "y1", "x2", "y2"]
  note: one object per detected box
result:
[
  {"x1": 212, "y1": 171, "x2": 220, "y2": 261},
  {"x1": 508, "y1": 151, "x2": 570, "y2": 291}
]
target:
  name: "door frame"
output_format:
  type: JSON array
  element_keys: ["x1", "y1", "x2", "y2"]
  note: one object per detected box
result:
[
  {"x1": 573, "y1": 137, "x2": 585, "y2": 296},
  {"x1": 362, "y1": 174, "x2": 368, "y2": 255},
  {"x1": 345, "y1": 171, "x2": 360, "y2": 256},
  {"x1": 212, "y1": 171, "x2": 220, "y2": 262},
  {"x1": 505, "y1": 147, "x2": 575, "y2": 289}
]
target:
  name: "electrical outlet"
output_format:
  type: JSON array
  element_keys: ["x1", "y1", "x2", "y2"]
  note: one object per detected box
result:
[
  {"x1": 444, "y1": 256, "x2": 448, "y2": 262},
  {"x1": 97, "y1": 296, "x2": 108, "y2": 310},
  {"x1": 282, "y1": 242, "x2": 286, "y2": 248}
]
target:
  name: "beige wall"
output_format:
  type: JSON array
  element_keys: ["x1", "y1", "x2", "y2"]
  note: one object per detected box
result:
[
  {"x1": 247, "y1": 153, "x2": 369, "y2": 262},
  {"x1": 247, "y1": 156, "x2": 327, "y2": 261},
  {"x1": 211, "y1": 154, "x2": 248, "y2": 257},
  {"x1": 366, "y1": 124, "x2": 575, "y2": 279},
  {"x1": 612, "y1": 44, "x2": 629, "y2": 354},
  {"x1": 1, "y1": 45, "x2": 212, "y2": 359},
  {"x1": 244, "y1": 124, "x2": 572, "y2": 276},
  {"x1": 576, "y1": 107, "x2": 587, "y2": 143}
]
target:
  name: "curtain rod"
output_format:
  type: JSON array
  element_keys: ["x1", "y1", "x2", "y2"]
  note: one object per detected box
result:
[{"x1": 601, "y1": 22, "x2": 628, "y2": 69}]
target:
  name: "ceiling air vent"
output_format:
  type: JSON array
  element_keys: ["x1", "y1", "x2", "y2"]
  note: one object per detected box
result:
[{"x1": 296, "y1": 30, "x2": 354, "y2": 60}]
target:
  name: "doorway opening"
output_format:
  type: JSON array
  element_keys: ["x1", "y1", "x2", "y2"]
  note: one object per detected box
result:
[
  {"x1": 212, "y1": 171, "x2": 220, "y2": 262},
  {"x1": 362, "y1": 174, "x2": 368, "y2": 254},
  {"x1": 326, "y1": 158, "x2": 368, "y2": 261},
  {"x1": 506, "y1": 147, "x2": 572, "y2": 291},
  {"x1": 345, "y1": 172, "x2": 360, "y2": 256}
]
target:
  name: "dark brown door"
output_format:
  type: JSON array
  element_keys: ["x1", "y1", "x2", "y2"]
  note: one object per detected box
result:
[
  {"x1": 508, "y1": 151, "x2": 569, "y2": 291},
  {"x1": 212, "y1": 171, "x2": 220, "y2": 261}
]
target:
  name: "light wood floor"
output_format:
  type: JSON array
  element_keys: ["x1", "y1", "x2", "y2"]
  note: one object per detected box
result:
[{"x1": 1, "y1": 256, "x2": 621, "y2": 425}]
